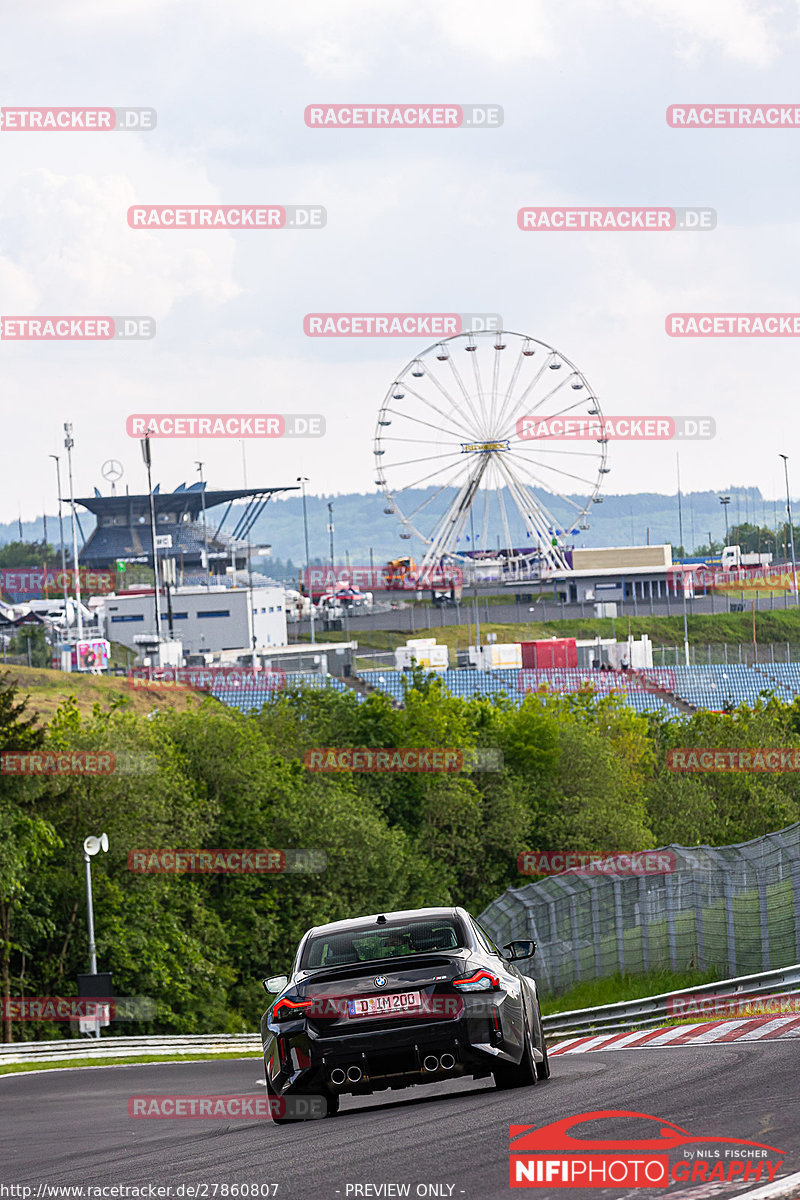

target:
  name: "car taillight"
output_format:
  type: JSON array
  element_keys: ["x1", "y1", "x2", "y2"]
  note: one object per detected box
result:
[
  {"x1": 273, "y1": 997, "x2": 313, "y2": 1020},
  {"x1": 452, "y1": 969, "x2": 500, "y2": 992}
]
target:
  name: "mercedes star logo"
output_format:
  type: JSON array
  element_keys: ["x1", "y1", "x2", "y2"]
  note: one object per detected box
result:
[{"x1": 101, "y1": 459, "x2": 124, "y2": 483}]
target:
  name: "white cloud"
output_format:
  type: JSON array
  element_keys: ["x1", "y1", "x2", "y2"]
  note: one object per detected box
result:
[
  {"x1": 621, "y1": 0, "x2": 783, "y2": 67},
  {"x1": 0, "y1": 168, "x2": 240, "y2": 314}
]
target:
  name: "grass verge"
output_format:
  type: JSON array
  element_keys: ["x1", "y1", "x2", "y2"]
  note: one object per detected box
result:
[
  {"x1": 540, "y1": 967, "x2": 721, "y2": 1015},
  {"x1": 0, "y1": 1050, "x2": 260, "y2": 1075}
]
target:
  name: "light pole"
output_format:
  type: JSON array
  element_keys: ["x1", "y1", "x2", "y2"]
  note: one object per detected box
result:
[
  {"x1": 298, "y1": 477, "x2": 315, "y2": 644},
  {"x1": 327, "y1": 502, "x2": 335, "y2": 574},
  {"x1": 719, "y1": 495, "x2": 730, "y2": 546},
  {"x1": 83, "y1": 833, "x2": 108, "y2": 1039},
  {"x1": 83, "y1": 833, "x2": 108, "y2": 976},
  {"x1": 63, "y1": 424, "x2": 83, "y2": 641},
  {"x1": 780, "y1": 454, "x2": 799, "y2": 605},
  {"x1": 195, "y1": 461, "x2": 210, "y2": 591},
  {"x1": 141, "y1": 433, "x2": 163, "y2": 644},
  {"x1": 49, "y1": 454, "x2": 70, "y2": 638}
]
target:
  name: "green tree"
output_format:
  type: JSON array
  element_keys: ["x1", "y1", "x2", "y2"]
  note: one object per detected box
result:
[
  {"x1": 0, "y1": 673, "x2": 60, "y2": 1042},
  {"x1": 10, "y1": 625, "x2": 51, "y2": 668},
  {"x1": 0, "y1": 540, "x2": 57, "y2": 568}
]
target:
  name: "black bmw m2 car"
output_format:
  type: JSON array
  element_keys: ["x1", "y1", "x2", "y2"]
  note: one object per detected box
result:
[{"x1": 260, "y1": 906, "x2": 549, "y2": 1122}]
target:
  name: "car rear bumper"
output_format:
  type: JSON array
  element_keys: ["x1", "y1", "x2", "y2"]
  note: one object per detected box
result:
[{"x1": 264, "y1": 1012, "x2": 514, "y2": 1095}]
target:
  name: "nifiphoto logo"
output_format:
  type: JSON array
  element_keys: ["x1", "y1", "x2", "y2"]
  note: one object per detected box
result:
[{"x1": 509, "y1": 1110, "x2": 784, "y2": 1189}]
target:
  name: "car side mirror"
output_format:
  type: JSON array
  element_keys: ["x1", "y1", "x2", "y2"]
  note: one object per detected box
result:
[
  {"x1": 263, "y1": 975, "x2": 288, "y2": 994},
  {"x1": 503, "y1": 939, "x2": 536, "y2": 961}
]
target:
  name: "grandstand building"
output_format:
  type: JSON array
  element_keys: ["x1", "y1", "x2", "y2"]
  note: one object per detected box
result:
[{"x1": 73, "y1": 481, "x2": 296, "y2": 577}]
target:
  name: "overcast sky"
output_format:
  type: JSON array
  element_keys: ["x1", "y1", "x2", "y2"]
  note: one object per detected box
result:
[{"x1": 3, "y1": 0, "x2": 800, "y2": 528}]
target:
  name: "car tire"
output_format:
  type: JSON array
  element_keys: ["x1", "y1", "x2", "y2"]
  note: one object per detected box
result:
[
  {"x1": 265, "y1": 1076, "x2": 339, "y2": 1124},
  {"x1": 492, "y1": 1018, "x2": 538, "y2": 1090},
  {"x1": 532, "y1": 1002, "x2": 551, "y2": 1081}
]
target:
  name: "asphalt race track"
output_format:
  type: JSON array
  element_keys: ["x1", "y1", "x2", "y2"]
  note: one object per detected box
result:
[{"x1": 2, "y1": 1044, "x2": 799, "y2": 1200}]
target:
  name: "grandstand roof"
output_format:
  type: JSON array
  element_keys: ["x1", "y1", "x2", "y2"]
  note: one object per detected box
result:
[{"x1": 72, "y1": 484, "x2": 296, "y2": 518}]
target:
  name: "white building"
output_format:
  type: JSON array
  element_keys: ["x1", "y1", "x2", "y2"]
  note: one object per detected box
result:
[{"x1": 103, "y1": 585, "x2": 287, "y2": 654}]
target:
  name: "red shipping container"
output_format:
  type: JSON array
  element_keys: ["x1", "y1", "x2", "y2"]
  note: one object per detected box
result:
[{"x1": 520, "y1": 638, "x2": 577, "y2": 669}]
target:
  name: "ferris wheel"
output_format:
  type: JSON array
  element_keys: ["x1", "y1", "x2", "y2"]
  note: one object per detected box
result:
[{"x1": 373, "y1": 330, "x2": 609, "y2": 572}]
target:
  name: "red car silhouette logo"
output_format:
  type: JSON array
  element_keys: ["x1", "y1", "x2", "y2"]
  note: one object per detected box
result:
[{"x1": 510, "y1": 1110, "x2": 783, "y2": 1155}]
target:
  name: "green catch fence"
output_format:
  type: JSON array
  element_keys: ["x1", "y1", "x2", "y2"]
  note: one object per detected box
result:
[{"x1": 480, "y1": 822, "x2": 800, "y2": 996}]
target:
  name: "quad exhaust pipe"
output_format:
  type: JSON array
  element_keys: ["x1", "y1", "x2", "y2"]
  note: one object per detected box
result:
[{"x1": 330, "y1": 1055, "x2": 457, "y2": 1086}]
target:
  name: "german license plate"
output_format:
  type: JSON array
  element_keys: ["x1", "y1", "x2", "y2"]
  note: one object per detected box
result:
[{"x1": 347, "y1": 990, "x2": 422, "y2": 1017}]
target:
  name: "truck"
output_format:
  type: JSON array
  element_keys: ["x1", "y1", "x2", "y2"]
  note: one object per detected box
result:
[{"x1": 720, "y1": 545, "x2": 773, "y2": 571}]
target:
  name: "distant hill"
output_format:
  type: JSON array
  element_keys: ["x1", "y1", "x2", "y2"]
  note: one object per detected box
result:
[{"x1": 2, "y1": 484, "x2": 778, "y2": 566}]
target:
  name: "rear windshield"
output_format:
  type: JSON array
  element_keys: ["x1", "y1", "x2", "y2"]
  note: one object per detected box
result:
[{"x1": 301, "y1": 917, "x2": 465, "y2": 969}]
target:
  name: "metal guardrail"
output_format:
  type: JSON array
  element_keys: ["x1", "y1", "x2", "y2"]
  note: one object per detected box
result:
[
  {"x1": 3, "y1": 963, "x2": 799, "y2": 1066},
  {"x1": 0, "y1": 1033, "x2": 261, "y2": 1068},
  {"x1": 541, "y1": 962, "x2": 800, "y2": 1040}
]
